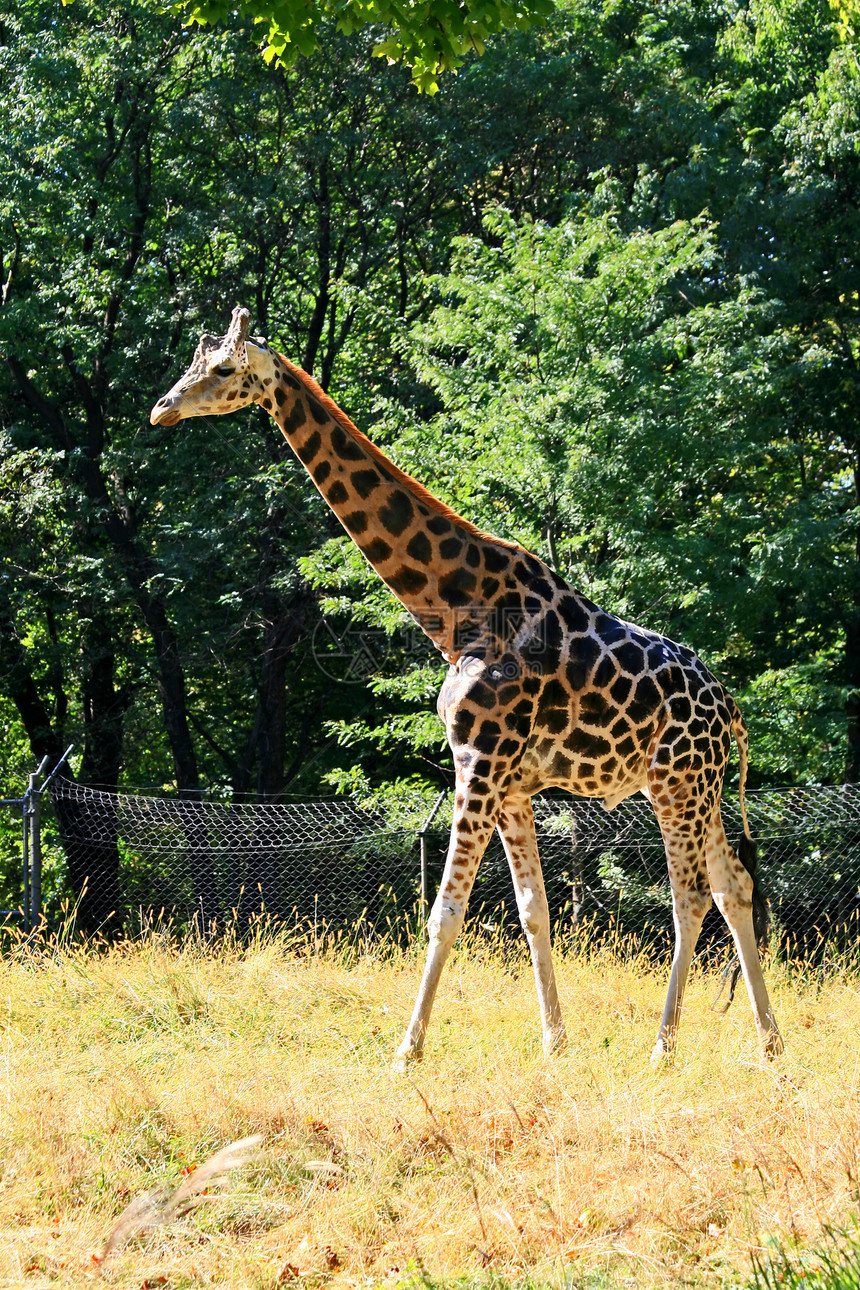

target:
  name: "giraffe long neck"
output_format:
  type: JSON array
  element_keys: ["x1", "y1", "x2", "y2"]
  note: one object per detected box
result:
[{"x1": 258, "y1": 352, "x2": 526, "y2": 661}]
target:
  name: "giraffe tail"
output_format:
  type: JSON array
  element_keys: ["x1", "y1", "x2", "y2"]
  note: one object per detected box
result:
[
  {"x1": 713, "y1": 699, "x2": 768, "y2": 1014},
  {"x1": 729, "y1": 697, "x2": 768, "y2": 948}
]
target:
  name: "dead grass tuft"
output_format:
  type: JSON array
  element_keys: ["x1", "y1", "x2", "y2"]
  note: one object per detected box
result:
[{"x1": 0, "y1": 928, "x2": 857, "y2": 1288}]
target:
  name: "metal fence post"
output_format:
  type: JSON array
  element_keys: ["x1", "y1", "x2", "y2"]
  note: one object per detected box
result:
[
  {"x1": 28, "y1": 772, "x2": 42, "y2": 932},
  {"x1": 418, "y1": 792, "x2": 447, "y2": 927},
  {"x1": 26, "y1": 756, "x2": 51, "y2": 932},
  {"x1": 419, "y1": 834, "x2": 427, "y2": 921},
  {"x1": 8, "y1": 748, "x2": 72, "y2": 934},
  {"x1": 22, "y1": 792, "x2": 30, "y2": 933}
]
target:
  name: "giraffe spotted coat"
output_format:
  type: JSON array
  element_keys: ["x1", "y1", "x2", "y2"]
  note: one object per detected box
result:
[{"x1": 151, "y1": 307, "x2": 783, "y2": 1066}]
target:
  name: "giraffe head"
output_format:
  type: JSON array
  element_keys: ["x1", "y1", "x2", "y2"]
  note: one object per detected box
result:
[{"x1": 150, "y1": 306, "x2": 270, "y2": 426}]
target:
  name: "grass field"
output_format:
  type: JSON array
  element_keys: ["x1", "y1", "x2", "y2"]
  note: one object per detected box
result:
[{"x1": 1, "y1": 926, "x2": 858, "y2": 1290}]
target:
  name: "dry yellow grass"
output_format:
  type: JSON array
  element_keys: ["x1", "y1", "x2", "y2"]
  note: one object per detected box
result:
[{"x1": 0, "y1": 928, "x2": 857, "y2": 1290}]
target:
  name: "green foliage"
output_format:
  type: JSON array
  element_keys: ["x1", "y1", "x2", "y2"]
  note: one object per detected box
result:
[
  {"x1": 751, "y1": 1222, "x2": 860, "y2": 1289},
  {"x1": 738, "y1": 659, "x2": 848, "y2": 785},
  {"x1": 164, "y1": 0, "x2": 554, "y2": 91}
]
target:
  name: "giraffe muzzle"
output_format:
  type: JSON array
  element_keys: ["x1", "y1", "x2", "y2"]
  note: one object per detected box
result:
[{"x1": 150, "y1": 397, "x2": 181, "y2": 426}]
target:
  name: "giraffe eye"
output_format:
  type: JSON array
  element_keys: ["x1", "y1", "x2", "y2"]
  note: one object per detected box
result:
[{"x1": 213, "y1": 364, "x2": 235, "y2": 377}]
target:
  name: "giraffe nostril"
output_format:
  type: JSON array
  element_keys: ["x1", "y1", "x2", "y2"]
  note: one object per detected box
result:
[{"x1": 150, "y1": 400, "x2": 179, "y2": 426}]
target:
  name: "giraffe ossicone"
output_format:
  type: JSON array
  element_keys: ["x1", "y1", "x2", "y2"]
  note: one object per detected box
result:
[{"x1": 151, "y1": 306, "x2": 784, "y2": 1067}]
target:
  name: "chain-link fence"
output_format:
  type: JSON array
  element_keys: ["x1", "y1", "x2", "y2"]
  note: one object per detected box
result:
[{"x1": 0, "y1": 776, "x2": 854, "y2": 957}]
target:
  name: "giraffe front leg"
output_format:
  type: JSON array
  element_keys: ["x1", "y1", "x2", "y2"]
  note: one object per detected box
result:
[
  {"x1": 393, "y1": 780, "x2": 501, "y2": 1073},
  {"x1": 497, "y1": 795, "x2": 566, "y2": 1056}
]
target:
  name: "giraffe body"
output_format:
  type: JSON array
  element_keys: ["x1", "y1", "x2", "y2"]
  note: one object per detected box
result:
[{"x1": 151, "y1": 307, "x2": 783, "y2": 1066}]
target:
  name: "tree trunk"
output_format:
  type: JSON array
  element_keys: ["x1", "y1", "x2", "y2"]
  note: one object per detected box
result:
[
  {"x1": 55, "y1": 615, "x2": 128, "y2": 935},
  {"x1": 242, "y1": 589, "x2": 314, "y2": 920}
]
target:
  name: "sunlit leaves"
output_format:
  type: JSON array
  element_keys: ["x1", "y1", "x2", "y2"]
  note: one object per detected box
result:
[{"x1": 165, "y1": 0, "x2": 554, "y2": 89}]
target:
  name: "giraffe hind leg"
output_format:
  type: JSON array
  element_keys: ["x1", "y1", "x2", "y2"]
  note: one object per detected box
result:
[{"x1": 705, "y1": 815, "x2": 783, "y2": 1056}]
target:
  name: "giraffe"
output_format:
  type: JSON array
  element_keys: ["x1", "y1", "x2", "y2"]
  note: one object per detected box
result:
[{"x1": 151, "y1": 306, "x2": 783, "y2": 1067}]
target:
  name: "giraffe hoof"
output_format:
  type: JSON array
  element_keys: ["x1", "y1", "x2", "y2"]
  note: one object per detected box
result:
[
  {"x1": 650, "y1": 1039, "x2": 673, "y2": 1068},
  {"x1": 543, "y1": 1026, "x2": 568, "y2": 1056},
  {"x1": 763, "y1": 1030, "x2": 785, "y2": 1059},
  {"x1": 392, "y1": 1047, "x2": 422, "y2": 1076}
]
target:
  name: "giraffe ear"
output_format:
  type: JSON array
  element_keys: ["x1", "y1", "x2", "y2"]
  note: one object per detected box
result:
[
  {"x1": 192, "y1": 333, "x2": 220, "y2": 364},
  {"x1": 245, "y1": 337, "x2": 270, "y2": 374}
]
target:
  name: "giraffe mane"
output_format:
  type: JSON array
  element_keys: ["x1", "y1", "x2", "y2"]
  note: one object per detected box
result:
[{"x1": 277, "y1": 352, "x2": 520, "y2": 552}]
